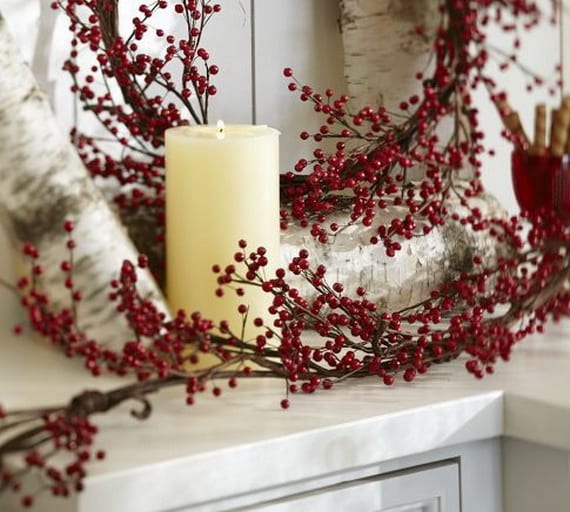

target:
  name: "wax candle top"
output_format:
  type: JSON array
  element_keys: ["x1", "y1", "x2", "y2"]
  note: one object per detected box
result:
[{"x1": 167, "y1": 124, "x2": 280, "y2": 140}]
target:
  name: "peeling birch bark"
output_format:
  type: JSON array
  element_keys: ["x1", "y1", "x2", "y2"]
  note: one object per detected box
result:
[
  {"x1": 339, "y1": 0, "x2": 440, "y2": 111},
  {"x1": 281, "y1": 187, "x2": 509, "y2": 311},
  {"x1": 0, "y1": 13, "x2": 169, "y2": 348}
]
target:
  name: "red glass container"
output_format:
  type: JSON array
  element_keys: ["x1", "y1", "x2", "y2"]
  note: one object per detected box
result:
[
  {"x1": 554, "y1": 154, "x2": 570, "y2": 217},
  {"x1": 511, "y1": 151, "x2": 570, "y2": 217}
]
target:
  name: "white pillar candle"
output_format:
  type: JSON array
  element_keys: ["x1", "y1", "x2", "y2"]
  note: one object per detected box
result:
[{"x1": 165, "y1": 123, "x2": 280, "y2": 338}]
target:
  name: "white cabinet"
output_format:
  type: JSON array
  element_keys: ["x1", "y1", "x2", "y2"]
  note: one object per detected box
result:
[
  {"x1": 245, "y1": 462, "x2": 460, "y2": 512},
  {"x1": 176, "y1": 440, "x2": 499, "y2": 512},
  {"x1": 3, "y1": 325, "x2": 570, "y2": 512}
]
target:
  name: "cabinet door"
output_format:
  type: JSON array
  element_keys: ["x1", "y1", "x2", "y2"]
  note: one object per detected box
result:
[{"x1": 244, "y1": 461, "x2": 460, "y2": 512}]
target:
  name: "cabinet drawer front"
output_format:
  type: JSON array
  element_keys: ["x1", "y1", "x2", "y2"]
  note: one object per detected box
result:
[
  {"x1": 244, "y1": 462, "x2": 460, "y2": 512},
  {"x1": 383, "y1": 498, "x2": 440, "y2": 512}
]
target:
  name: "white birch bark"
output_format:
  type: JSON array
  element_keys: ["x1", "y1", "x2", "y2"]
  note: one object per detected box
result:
[
  {"x1": 338, "y1": 0, "x2": 440, "y2": 111},
  {"x1": 0, "y1": 13, "x2": 169, "y2": 349},
  {"x1": 339, "y1": 0, "x2": 460, "y2": 184},
  {"x1": 329, "y1": 0, "x2": 497, "y2": 311},
  {"x1": 281, "y1": 187, "x2": 509, "y2": 311}
]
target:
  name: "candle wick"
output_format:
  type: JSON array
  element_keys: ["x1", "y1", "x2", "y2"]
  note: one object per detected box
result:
[{"x1": 216, "y1": 120, "x2": 225, "y2": 140}]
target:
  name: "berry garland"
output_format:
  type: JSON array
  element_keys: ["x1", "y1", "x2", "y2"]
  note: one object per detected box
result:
[{"x1": 1, "y1": 0, "x2": 569, "y2": 507}]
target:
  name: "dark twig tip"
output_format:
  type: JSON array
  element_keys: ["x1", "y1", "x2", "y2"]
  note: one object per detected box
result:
[{"x1": 129, "y1": 396, "x2": 152, "y2": 421}]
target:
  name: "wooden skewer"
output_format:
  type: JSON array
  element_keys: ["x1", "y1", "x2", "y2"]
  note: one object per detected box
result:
[
  {"x1": 504, "y1": 111, "x2": 530, "y2": 148},
  {"x1": 550, "y1": 107, "x2": 570, "y2": 157},
  {"x1": 564, "y1": 96, "x2": 570, "y2": 154},
  {"x1": 495, "y1": 99, "x2": 512, "y2": 117},
  {"x1": 493, "y1": 97, "x2": 529, "y2": 148},
  {"x1": 531, "y1": 103, "x2": 547, "y2": 155},
  {"x1": 549, "y1": 108, "x2": 559, "y2": 154}
]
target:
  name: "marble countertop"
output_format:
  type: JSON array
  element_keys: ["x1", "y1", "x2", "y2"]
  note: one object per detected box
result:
[{"x1": 1, "y1": 317, "x2": 570, "y2": 511}]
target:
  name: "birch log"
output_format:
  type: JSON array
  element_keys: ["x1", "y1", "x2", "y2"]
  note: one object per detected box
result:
[
  {"x1": 282, "y1": 187, "x2": 509, "y2": 311},
  {"x1": 0, "y1": 13, "x2": 169, "y2": 349},
  {"x1": 338, "y1": 0, "x2": 459, "y2": 184},
  {"x1": 338, "y1": 0, "x2": 440, "y2": 111},
  {"x1": 321, "y1": 0, "x2": 502, "y2": 310}
]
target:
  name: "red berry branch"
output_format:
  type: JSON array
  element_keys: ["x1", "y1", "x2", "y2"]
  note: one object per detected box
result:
[
  {"x1": 2, "y1": 210, "x2": 570, "y2": 505},
  {"x1": 1, "y1": 0, "x2": 569, "y2": 507},
  {"x1": 52, "y1": 0, "x2": 222, "y2": 276},
  {"x1": 280, "y1": 0, "x2": 559, "y2": 256}
]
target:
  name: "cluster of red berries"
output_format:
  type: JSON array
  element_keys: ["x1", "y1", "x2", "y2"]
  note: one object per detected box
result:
[
  {"x1": 0, "y1": 410, "x2": 103, "y2": 508},
  {"x1": 279, "y1": 1, "x2": 557, "y2": 260},
  {"x1": 52, "y1": 0, "x2": 222, "y2": 256}
]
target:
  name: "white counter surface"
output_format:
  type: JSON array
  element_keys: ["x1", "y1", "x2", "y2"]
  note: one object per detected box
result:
[{"x1": 1, "y1": 318, "x2": 569, "y2": 511}]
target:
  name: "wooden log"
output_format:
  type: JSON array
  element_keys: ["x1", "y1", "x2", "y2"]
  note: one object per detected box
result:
[
  {"x1": 332, "y1": 0, "x2": 502, "y2": 310},
  {"x1": 281, "y1": 186, "x2": 509, "y2": 311},
  {"x1": 0, "y1": 13, "x2": 169, "y2": 349},
  {"x1": 338, "y1": 0, "x2": 440, "y2": 111},
  {"x1": 338, "y1": 0, "x2": 456, "y2": 183}
]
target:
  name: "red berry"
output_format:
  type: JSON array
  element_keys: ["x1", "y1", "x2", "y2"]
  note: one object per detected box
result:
[{"x1": 137, "y1": 254, "x2": 148, "y2": 268}]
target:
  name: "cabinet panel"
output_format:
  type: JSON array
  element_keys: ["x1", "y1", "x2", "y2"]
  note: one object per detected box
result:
[{"x1": 244, "y1": 461, "x2": 459, "y2": 512}]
